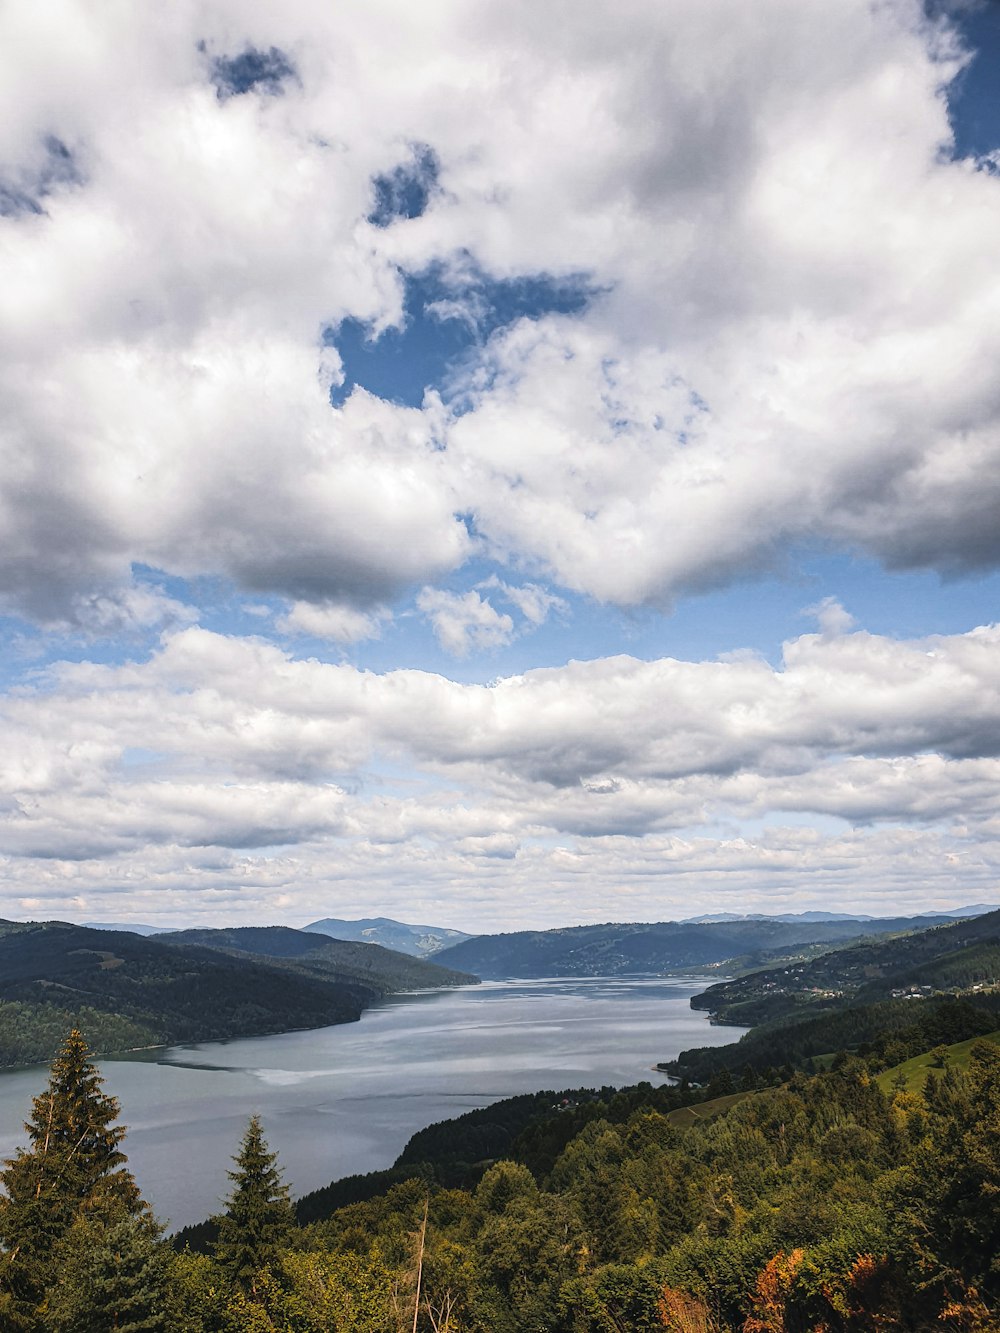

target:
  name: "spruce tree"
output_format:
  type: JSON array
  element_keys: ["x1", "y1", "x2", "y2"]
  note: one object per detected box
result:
[
  {"x1": 45, "y1": 1212, "x2": 171, "y2": 1333},
  {"x1": 0, "y1": 1029, "x2": 146, "y2": 1321},
  {"x1": 213, "y1": 1114, "x2": 295, "y2": 1297}
]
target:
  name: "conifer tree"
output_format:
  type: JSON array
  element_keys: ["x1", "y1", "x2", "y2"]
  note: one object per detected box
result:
[
  {"x1": 45, "y1": 1212, "x2": 171, "y2": 1333},
  {"x1": 213, "y1": 1113, "x2": 295, "y2": 1297},
  {"x1": 0, "y1": 1029, "x2": 145, "y2": 1320}
]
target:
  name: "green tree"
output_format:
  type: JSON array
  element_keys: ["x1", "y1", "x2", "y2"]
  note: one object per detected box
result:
[
  {"x1": 45, "y1": 1211, "x2": 172, "y2": 1332},
  {"x1": 0, "y1": 1029, "x2": 145, "y2": 1323},
  {"x1": 213, "y1": 1114, "x2": 295, "y2": 1300}
]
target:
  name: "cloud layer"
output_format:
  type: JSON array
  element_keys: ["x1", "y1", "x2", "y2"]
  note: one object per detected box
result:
[
  {"x1": 2, "y1": 1, "x2": 999, "y2": 925},
  {"x1": 2, "y1": 618, "x2": 998, "y2": 926}
]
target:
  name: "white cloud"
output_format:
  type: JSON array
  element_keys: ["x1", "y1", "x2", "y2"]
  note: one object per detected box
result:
[
  {"x1": 482, "y1": 576, "x2": 568, "y2": 627},
  {"x1": 0, "y1": 0, "x2": 997, "y2": 626},
  {"x1": 2, "y1": 1, "x2": 1000, "y2": 927},
  {"x1": 417, "y1": 587, "x2": 515, "y2": 655},
  {"x1": 804, "y1": 597, "x2": 856, "y2": 639},
  {"x1": 278, "y1": 600, "x2": 390, "y2": 643},
  {"x1": 0, "y1": 620, "x2": 997, "y2": 924},
  {"x1": 68, "y1": 584, "x2": 197, "y2": 636}
]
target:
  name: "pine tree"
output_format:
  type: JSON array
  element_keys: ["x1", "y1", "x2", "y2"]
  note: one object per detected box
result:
[
  {"x1": 213, "y1": 1114, "x2": 295, "y2": 1297},
  {"x1": 45, "y1": 1212, "x2": 172, "y2": 1333},
  {"x1": 0, "y1": 1029, "x2": 145, "y2": 1320}
]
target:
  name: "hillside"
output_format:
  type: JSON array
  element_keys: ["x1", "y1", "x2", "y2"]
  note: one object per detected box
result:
[
  {"x1": 164, "y1": 925, "x2": 477, "y2": 991},
  {"x1": 0, "y1": 920, "x2": 470, "y2": 1068},
  {"x1": 84, "y1": 922, "x2": 173, "y2": 936},
  {"x1": 689, "y1": 907, "x2": 1000, "y2": 1026},
  {"x1": 432, "y1": 913, "x2": 964, "y2": 978},
  {"x1": 176, "y1": 1035, "x2": 1000, "y2": 1331},
  {"x1": 660, "y1": 910, "x2": 1000, "y2": 1084},
  {"x1": 876, "y1": 1028, "x2": 1000, "y2": 1094},
  {"x1": 302, "y1": 916, "x2": 474, "y2": 957}
]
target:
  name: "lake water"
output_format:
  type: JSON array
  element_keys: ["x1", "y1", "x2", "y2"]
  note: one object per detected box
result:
[{"x1": 0, "y1": 977, "x2": 742, "y2": 1230}]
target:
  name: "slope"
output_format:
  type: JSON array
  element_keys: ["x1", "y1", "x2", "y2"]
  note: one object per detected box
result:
[
  {"x1": 661, "y1": 910, "x2": 1000, "y2": 1084},
  {"x1": 690, "y1": 907, "x2": 1000, "y2": 1025},
  {"x1": 0, "y1": 921, "x2": 382, "y2": 1067},
  {"x1": 163, "y1": 925, "x2": 477, "y2": 991}
]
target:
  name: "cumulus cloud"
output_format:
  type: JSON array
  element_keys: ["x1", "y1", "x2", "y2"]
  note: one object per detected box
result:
[
  {"x1": 278, "y1": 600, "x2": 391, "y2": 643},
  {"x1": 67, "y1": 584, "x2": 197, "y2": 637},
  {"x1": 0, "y1": 0, "x2": 998, "y2": 627},
  {"x1": 417, "y1": 587, "x2": 515, "y2": 655},
  {"x1": 482, "y1": 576, "x2": 568, "y2": 627},
  {"x1": 804, "y1": 597, "x2": 857, "y2": 639},
  {"x1": 3, "y1": 1, "x2": 1000, "y2": 925},
  {"x1": 0, "y1": 619, "x2": 998, "y2": 923}
]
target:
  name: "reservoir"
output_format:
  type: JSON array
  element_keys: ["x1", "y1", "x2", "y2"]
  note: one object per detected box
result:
[{"x1": 0, "y1": 977, "x2": 742, "y2": 1230}]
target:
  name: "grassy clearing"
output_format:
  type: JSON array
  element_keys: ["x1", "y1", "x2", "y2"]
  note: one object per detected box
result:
[
  {"x1": 877, "y1": 1029, "x2": 1000, "y2": 1095},
  {"x1": 666, "y1": 1091, "x2": 753, "y2": 1127}
]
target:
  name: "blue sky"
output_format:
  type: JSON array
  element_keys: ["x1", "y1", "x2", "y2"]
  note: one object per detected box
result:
[{"x1": 0, "y1": 0, "x2": 999, "y2": 930}]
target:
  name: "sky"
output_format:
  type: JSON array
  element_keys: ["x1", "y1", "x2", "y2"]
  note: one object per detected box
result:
[{"x1": 1, "y1": 0, "x2": 999, "y2": 933}]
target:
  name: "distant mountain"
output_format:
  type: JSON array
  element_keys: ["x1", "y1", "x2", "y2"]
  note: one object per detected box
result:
[
  {"x1": 432, "y1": 914, "x2": 973, "y2": 980},
  {"x1": 915, "y1": 903, "x2": 999, "y2": 918},
  {"x1": 164, "y1": 925, "x2": 477, "y2": 992},
  {"x1": 683, "y1": 911, "x2": 883, "y2": 924},
  {"x1": 682, "y1": 906, "x2": 995, "y2": 924},
  {"x1": 303, "y1": 916, "x2": 474, "y2": 958},
  {"x1": 0, "y1": 920, "x2": 367, "y2": 1067},
  {"x1": 83, "y1": 921, "x2": 174, "y2": 936}
]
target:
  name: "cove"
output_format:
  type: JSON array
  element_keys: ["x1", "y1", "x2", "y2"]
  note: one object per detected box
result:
[{"x1": 0, "y1": 977, "x2": 743, "y2": 1230}]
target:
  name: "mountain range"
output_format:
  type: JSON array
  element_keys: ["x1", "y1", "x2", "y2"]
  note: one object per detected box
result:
[
  {"x1": 431, "y1": 912, "x2": 994, "y2": 979},
  {"x1": 680, "y1": 905, "x2": 995, "y2": 923}
]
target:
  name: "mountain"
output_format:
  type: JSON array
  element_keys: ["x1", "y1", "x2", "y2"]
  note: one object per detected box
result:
[
  {"x1": 0, "y1": 920, "x2": 475, "y2": 1069},
  {"x1": 682, "y1": 905, "x2": 995, "y2": 924},
  {"x1": 302, "y1": 916, "x2": 474, "y2": 958},
  {"x1": 163, "y1": 925, "x2": 477, "y2": 992},
  {"x1": 431, "y1": 914, "x2": 965, "y2": 979},
  {"x1": 83, "y1": 921, "x2": 175, "y2": 936}
]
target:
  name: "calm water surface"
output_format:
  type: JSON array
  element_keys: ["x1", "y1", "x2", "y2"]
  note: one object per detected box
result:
[{"x1": 0, "y1": 978, "x2": 742, "y2": 1229}]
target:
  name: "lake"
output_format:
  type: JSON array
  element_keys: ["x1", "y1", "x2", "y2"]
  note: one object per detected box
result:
[{"x1": 0, "y1": 977, "x2": 742, "y2": 1230}]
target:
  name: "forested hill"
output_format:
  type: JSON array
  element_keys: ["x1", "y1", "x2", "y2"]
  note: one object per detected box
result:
[
  {"x1": 432, "y1": 913, "x2": 966, "y2": 978},
  {"x1": 166, "y1": 1037, "x2": 1000, "y2": 1330},
  {"x1": 662, "y1": 909, "x2": 1000, "y2": 1085},
  {"x1": 163, "y1": 925, "x2": 477, "y2": 991},
  {"x1": 690, "y1": 906, "x2": 1000, "y2": 1026},
  {"x1": 0, "y1": 920, "x2": 473, "y2": 1069}
]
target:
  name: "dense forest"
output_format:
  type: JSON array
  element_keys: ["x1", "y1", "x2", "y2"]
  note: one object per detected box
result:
[
  {"x1": 0, "y1": 921, "x2": 475, "y2": 1068},
  {"x1": 2, "y1": 1019, "x2": 999, "y2": 1330}
]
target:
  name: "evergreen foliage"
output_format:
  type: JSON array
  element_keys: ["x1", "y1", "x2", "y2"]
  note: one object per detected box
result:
[
  {"x1": 432, "y1": 912, "x2": 969, "y2": 979},
  {"x1": 213, "y1": 1114, "x2": 295, "y2": 1298},
  {"x1": 0, "y1": 920, "x2": 474, "y2": 1069},
  {"x1": 5, "y1": 1014, "x2": 1000, "y2": 1329},
  {"x1": 45, "y1": 1212, "x2": 172, "y2": 1332},
  {"x1": 0, "y1": 1029, "x2": 146, "y2": 1326}
]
